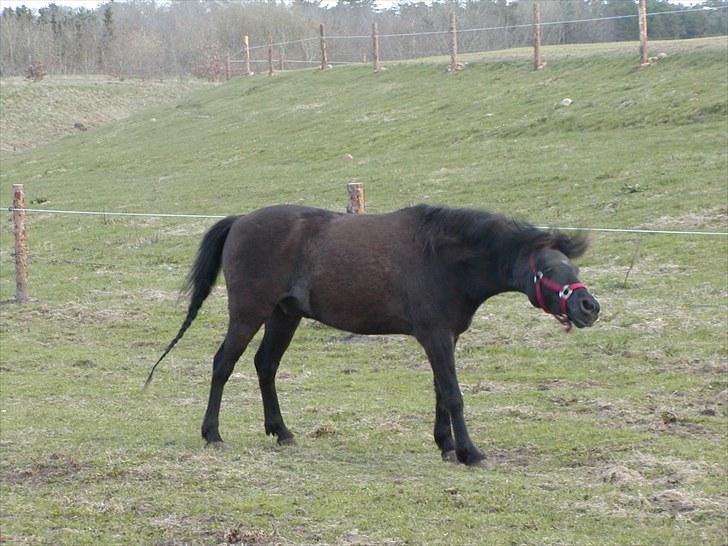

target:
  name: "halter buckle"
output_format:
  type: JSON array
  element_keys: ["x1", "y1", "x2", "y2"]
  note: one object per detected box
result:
[
  {"x1": 533, "y1": 271, "x2": 543, "y2": 284},
  {"x1": 559, "y1": 286, "x2": 573, "y2": 299}
]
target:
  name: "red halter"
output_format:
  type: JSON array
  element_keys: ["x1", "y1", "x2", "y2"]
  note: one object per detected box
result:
[{"x1": 529, "y1": 255, "x2": 587, "y2": 333}]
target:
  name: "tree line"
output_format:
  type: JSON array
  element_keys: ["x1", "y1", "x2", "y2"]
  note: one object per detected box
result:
[{"x1": 1, "y1": 0, "x2": 726, "y2": 79}]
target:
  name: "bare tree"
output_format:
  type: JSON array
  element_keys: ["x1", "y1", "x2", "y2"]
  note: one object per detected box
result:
[{"x1": 1, "y1": 0, "x2": 725, "y2": 78}]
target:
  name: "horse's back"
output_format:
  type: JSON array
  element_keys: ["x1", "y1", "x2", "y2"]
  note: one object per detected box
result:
[
  {"x1": 221, "y1": 204, "x2": 337, "y2": 284},
  {"x1": 220, "y1": 205, "x2": 421, "y2": 334},
  {"x1": 302, "y1": 207, "x2": 422, "y2": 334}
]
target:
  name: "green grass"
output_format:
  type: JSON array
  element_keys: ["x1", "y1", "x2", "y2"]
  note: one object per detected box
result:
[{"x1": 1, "y1": 38, "x2": 727, "y2": 545}]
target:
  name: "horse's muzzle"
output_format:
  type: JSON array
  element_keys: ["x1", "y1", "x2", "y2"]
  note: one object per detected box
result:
[{"x1": 568, "y1": 291, "x2": 600, "y2": 328}]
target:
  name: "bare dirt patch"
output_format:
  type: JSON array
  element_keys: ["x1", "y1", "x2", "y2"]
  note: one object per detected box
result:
[
  {"x1": 487, "y1": 446, "x2": 537, "y2": 468},
  {"x1": 461, "y1": 380, "x2": 517, "y2": 394},
  {"x1": 1, "y1": 452, "x2": 88, "y2": 486},
  {"x1": 578, "y1": 394, "x2": 725, "y2": 441},
  {"x1": 621, "y1": 452, "x2": 719, "y2": 488},
  {"x1": 574, "y1": 455, "x2": 726, "y2": 520},
  {"x1": 600, "y1": 465, "x2": 645, "y2": 484},
  {"x1": 139, "y1": 288, "x2": 180, "y2": 302},
  {"x1": 308, "y1": 423, "x2": 337, "y2": 438},
  {"x1": 644, "y1": 207, "x2": 728, "y2": 231},
  {"x1": 26, "y1": 302, "x2": 134, "y2": 325},
  {"x1": 223, "y1": 526, "x2": 287, "y2": 546},
  {"x1": 574, "y1": 488, "x2": 724, "y2": 519}
]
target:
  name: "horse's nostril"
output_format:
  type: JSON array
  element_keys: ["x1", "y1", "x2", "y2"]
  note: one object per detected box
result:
[{"x1": 581, "y1": 299, "x2": 596, "y2": 313}]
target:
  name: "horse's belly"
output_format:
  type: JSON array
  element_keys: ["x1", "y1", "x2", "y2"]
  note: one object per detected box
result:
[
  {"x1": 317, "y1": 314, "x2": 412, "y2": 336},
  {"x1": 306, "y1": 285, "x2": 412, "y2": 335}
]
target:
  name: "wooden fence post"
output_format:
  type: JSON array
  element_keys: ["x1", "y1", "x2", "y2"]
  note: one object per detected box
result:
[
  {"x1": 225, "y1": 53, "x2": 231, "y2": 80},
  {"x1": 448, "y1": 12, "x2": 461, "y2": 72},
  {"x1": 243, "y1": 35, "x2": 251, "y2": 75},
  {"x1": 268, "y1": 33, "x2": 274, "y2": 76},
  {"x1": 533, "y1": 0, "x2": 544, "y2": 70},
  {"x1": 278, "y1": 47, "x2": 284, "y2": 71},
  {"x1": 638, "y1": 0, "x2": 649, "y2": 66},
  {"x1": 372, "y1": 22, "x2": 380, "y2": 72},
  {"x1": 12, "y1": 184, "x2": 28, "y2": 303},
  {"x1": 346, "y1": 183, "x2": 365, "y2": 214},
  {"x1": 319, "y1": 23, "x2": 329, "y2": 70}
]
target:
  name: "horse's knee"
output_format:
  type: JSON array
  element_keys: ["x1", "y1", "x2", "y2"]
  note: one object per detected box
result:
[{"x1": 442, "y1": 393, "x2": 464, "y2": 415}]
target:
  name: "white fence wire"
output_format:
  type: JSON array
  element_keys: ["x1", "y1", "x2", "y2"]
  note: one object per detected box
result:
[
  {"x1": 233, "y1": 6, "x2": 727, "y2": 66},
  {"x1": 4, "y1": 207, "x2": 727, "y2": 237}
]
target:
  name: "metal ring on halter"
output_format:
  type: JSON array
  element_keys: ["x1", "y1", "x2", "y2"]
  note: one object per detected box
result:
[
  {"x1": 534, "y1": 271, "x2": 543, "y2": 283},
  {"x1": 559, "y1": 286, "x2": 573, "y2": 299}
]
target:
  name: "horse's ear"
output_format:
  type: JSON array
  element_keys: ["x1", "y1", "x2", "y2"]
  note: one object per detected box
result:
[{"x1": 552, "y1": 231, "x2": 589, "y2": 259}]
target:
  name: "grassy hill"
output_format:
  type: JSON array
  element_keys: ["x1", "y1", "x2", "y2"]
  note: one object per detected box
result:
[
  {"x1": 0, "y1": 75, "x2": 212, "y2": 157},
  {"x1": 0, "y1": 38, "x2": 726, "y2": 545}
]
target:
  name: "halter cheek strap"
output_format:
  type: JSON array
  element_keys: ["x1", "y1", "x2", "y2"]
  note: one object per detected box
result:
[{"x1": 529, "y1": 255, "x2": 587, "y2": 333}]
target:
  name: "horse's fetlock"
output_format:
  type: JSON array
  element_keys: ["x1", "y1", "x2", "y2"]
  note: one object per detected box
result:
[
  {"x1": 457, "y1": 448, "x2": 485, "y2": 466},
  {"x1": 201, "y1": 422, "x2": 222, "y2": 444},
  {"x1": 434, "y1": 431, "x2": 454, "y2": 452}
]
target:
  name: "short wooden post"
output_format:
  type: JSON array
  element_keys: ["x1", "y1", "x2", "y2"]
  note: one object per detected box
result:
[
  {"x1": 243, "y1": 35, "x2": 251, "y2": 75},
  {"x1": 532, "y1": 0, "x2": 544, "y2": 70},
  {"x1": 372, "y1": 22, "x2": 380, "y2": 72},
  {"x1": 448, "y1": 12, "x2": 461, "y2": 72},
  {"x1": 268, "y1": 33, "x2": 274, "y2": 76},
  {"x1": 319, "y1": 23, "x2": 329, "y2": 70},
  {"x1": 346, "y1": 183, "x2": 365, "y2": 214},
  {"x1": 638, "y1": 0, "x2": 649, "y2": 66},
  {"x1": 12, "y1": 184, "x2": 28, "y2": 303},
  {"x1": 278, "y1": 47, "x2": 284, "y2": 71},
  {"x1": 225, "y1": 53, "x2": 231, "y2": 80}
]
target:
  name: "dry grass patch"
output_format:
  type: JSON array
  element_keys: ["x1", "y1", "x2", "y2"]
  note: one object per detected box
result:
[{"x1": 0, "y1": 76, "x2": 212, "y2": 156}]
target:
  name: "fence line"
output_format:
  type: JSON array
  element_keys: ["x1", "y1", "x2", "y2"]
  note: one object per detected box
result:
[
  {"x1": 3, "y1": 207, "x2": 226, "y2": 220},
  {"x1": 4, "y1": 207, "x2": 727, "y2": 237},
  {"x1": 240, "y1": 7, "x2": 723, "y2": 54},
  {"x1": 233, "y1": 5, "x2": 726, "y2": 64}
]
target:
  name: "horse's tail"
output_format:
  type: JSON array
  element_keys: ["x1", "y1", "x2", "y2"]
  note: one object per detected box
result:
[{"x1": 144, "y1": 215, "x2": 238, "y2": 389}]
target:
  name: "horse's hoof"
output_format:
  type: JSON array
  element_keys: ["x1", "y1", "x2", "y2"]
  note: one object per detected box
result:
[
  {"x1": 468, "y1": 457, "x2": 494, "y2": 470},
  {"x1": 206, "y1": 441, "x2": 226, "y2": 450},
  {"x1": 442, "y1": 450, "x2": 458, "y2": 463},
  {"x1": 277, "y1": 436, "x2": 297, "y2": 446}
]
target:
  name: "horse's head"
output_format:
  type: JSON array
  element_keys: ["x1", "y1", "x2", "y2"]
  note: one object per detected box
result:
[{"x1": 527, "y1": 234, "x2": 600, "y2": 331}]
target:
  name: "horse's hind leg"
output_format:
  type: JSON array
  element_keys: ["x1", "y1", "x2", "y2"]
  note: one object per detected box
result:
[
  {"x1": 201, "y1": 318, "x2": 264, "y2": 445},
  {"x1": 254, "y1": 306, "x2": 301, "y2": 445}
]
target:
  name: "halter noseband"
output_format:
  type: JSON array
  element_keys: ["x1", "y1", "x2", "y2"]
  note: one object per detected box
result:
[{"x1": 529, "y1": 255, "x2": 587, "y2": 333}]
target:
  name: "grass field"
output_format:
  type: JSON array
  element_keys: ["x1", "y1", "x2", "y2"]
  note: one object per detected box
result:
[
  {"x1": 0, "y1": 76, "x2": 212, "y2": 157},
  {"x1": 0, "y1": 37, "x2": 726, "y2": 545}
]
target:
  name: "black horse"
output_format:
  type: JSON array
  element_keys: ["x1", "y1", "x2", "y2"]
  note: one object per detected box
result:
[{"x1": 149, "y1": 204, "x2": 600, "y2": 466}]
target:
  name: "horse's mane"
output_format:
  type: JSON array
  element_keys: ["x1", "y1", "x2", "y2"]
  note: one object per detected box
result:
[{"x1": 410, "y1": 204, "x2": 588, "y2": 261}]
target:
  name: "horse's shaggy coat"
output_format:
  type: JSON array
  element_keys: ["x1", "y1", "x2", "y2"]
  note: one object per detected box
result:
[{"x1": 150, "y1": 204, "x2": 600, "y2": 465}]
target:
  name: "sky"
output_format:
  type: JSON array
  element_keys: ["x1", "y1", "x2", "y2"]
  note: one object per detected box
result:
[{"x1": 0, "y1": 0, "x2": 708, "y2": 10}]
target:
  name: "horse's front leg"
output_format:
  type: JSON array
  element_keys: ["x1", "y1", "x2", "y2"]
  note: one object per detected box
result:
[
  {"x1": 433, "y1": 378, "x2": 456, "y2": 461},
  {"x1": 418, "y1": 331, "x2": 486, "y2": 466}
]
